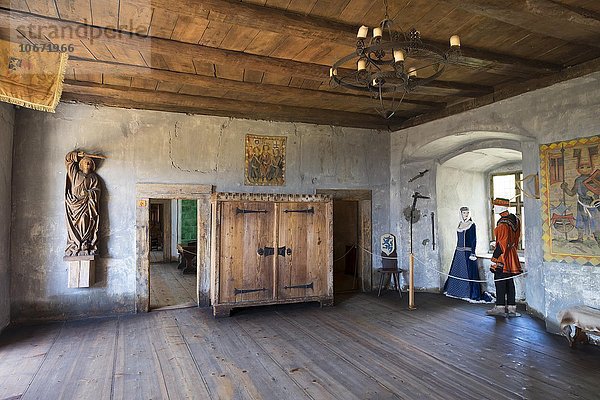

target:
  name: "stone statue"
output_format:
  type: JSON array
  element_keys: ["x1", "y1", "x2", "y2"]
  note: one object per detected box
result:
[{"x1": 64, "y1": 150, "x2": 105, "y2": 257}]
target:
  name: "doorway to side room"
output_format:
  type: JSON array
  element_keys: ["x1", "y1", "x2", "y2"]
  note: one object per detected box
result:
[
  {"x1": 333, "y1": 200, "x2": 360, "y2": 293},
  {"x1": 149, "y1": 198, "x2": 197, "y2": 310},
  {"x1": 317, "y1": 189, "x2": 372, "y2": 294}
]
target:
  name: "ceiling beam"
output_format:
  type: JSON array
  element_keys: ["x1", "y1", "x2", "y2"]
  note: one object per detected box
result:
[
  {"x1": 67, "y1": 58, "x2": 441, "y2": 112},
  {"x1": 0, "y1": 9, "x2": 328, "y2": 80},
  {"x1": 392, "y1": 56, "x2": 600, "y2": 131},
  {"x1": 420, "y1": 81, "x2": 492, "y2": 97},
  {"x1": 0, "y1": 9, "x2": 489, "y2": 97},
  {"x1": 61, "y1": 81, "x2": 400, "y2": 130},
  {"x1": 127, "y1": 0, "x2": 356, "y2": 44},
  {"x1": 123, "y1": 0, "x2": 561, "y2": 76},
  {"x1": 437, "y1": 0, "x2": 600, "y2": 49}
]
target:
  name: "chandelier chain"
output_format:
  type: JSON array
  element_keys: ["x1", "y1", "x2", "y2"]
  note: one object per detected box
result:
[{"x1": 383, "y1": 0, "x2": 390, "y2": 20}]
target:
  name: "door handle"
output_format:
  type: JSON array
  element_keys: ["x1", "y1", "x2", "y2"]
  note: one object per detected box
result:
[
  {"x1": 257, "y1": 246, "x2": 275, "y2": 256},
  {"x1": 277, "y1": 246, "x2": 292, "y2": 256}
]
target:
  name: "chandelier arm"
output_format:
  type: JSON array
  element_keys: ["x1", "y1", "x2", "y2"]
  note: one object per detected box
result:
[
  {"x1": 331, "y1": 76, "x2": 372, "y2": 92},
  {"x1": 332, "y1": 52, "x2": 364, "y2": 70}
]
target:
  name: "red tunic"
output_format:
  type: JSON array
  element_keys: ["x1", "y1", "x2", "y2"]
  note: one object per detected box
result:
[{"x1": 491, "y1": 214, "x2": 522, "y2": 274}]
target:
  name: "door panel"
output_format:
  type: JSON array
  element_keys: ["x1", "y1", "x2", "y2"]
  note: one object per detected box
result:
[
  {"x1": 218, "y1": 201, "x2": 275, "y2": 303},
  {"x1": 277, "y1": 202, "x2": 328, "y2": 299}
]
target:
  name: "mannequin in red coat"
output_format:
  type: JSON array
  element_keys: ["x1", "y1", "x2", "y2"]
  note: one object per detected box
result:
[{"x1": 486, "y1": 198, "x2": 522, "y2": 317}]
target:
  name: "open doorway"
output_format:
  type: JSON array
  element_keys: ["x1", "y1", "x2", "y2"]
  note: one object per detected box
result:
[
  {"x1": 333, "y1": 200, "x2": 359, "y2": 293},
  {"x1": 149, "y1": 198, "x2": 197, "y2": 310},
  {"x1": 135, "y1": 184, "x2": 212, "y2": 313},
  {"x1": 149, "y1": 200, "x2": 170, "y2": 263},
  {"x1": 317, "y1": 189, "x2": 372, "y2": 294}
]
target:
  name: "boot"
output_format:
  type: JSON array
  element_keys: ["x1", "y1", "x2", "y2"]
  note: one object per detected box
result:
[
  {"x1": 507, "y1": 305, "x2": 521, "y2": 317},
  {"x1": 486, "y1": 305, "x2": 507, "y2": 317}
]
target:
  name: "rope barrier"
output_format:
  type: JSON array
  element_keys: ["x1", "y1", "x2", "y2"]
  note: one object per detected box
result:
[
  {"x1": 177, "y1": 238, "x2": 526, "y2": 284},
  {"x1": 179, "y1": 244, "x2": 359, "y2": 262},
  {"x1": 353, "y1": 243, "x2": 527, "y2": 283},
  {"x1": 333, "y1": 245, "x2": 357, "y2": 263},
  {"x1": 355, "y1": 244, "x2": 402, "y2": 260},
  {"x1": 411, "y1": 254, "x2": 527, "y2": 283}
]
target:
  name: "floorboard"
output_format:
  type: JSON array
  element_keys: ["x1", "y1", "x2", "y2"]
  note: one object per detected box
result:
[
  {"x1": 21, "y1": 318, "x2": 118, "y2": 400},
  {"x1": 0, "y1": 323, "x2": 64, "y2": 399},
  {"x1": 150, "y1": 262, "x2": 197, "y2": 310},
  {"x1": 1, "y1": 293, "x2": 599, "y2": 400}
]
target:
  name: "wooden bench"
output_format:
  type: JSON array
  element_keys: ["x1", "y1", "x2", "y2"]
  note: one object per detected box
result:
[{"x1": 176, "y1": 242, "x2": 197, "y2": 275}]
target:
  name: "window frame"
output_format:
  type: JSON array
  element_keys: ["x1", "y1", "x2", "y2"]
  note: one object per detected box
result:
[{"x1": 489, "y1": 171, "x2": 525, "y2": 251}]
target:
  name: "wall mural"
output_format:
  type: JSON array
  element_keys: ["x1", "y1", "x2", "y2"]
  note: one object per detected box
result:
[
  {"x1": 540, "y1": 135, "x2": 600, "y2": 266},
  {"x1": 245, "y1": 134, "x2": 286, "y2": 186}
]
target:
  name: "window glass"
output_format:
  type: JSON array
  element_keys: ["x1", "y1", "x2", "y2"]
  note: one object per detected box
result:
[
  {"x1": 492, "y1": 174, "x2": 516, "y2": 200},
  {"x1": 490, "y1": 172, "x2": 524, "y2": 251}
]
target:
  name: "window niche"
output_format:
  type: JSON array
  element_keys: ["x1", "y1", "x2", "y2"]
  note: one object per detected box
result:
[{"x1": 488, "y1": 166, "x2": 525, "y2": 251}]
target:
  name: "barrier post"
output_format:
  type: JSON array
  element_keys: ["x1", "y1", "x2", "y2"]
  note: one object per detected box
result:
[{"x1": 409, "y1": 252, "x2": 416, "y2": 310}]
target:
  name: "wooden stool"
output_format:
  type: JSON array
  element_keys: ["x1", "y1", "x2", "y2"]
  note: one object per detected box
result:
[{"x1": 377, "y1": 268, "x2": 403, "y2": 298}]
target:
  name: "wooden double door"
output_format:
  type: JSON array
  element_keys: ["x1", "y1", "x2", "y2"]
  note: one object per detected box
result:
[{"x1": 211, "y1": 195, "x2": 333, "y2": 316}]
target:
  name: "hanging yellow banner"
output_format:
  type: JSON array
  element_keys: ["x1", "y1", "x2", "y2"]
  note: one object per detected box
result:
[{"x1": 0, "y1": 39, "x2": 68, "y2": 112}]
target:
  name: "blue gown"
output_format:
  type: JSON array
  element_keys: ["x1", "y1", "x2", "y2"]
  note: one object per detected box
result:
[{"x1": 443, "y1": 223, "x2": 487, "y2": 301}]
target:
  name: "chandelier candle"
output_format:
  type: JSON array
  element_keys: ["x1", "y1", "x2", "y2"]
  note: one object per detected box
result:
[
  {"x1": 450, "y1": 35, "x2": 461, "y2": 48},
  {"x1": 357, "y1": 25, "x2": 369, "y2": 39}
]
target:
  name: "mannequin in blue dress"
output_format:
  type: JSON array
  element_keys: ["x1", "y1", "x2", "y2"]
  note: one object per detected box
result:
[{"x1": 443, "y1": 207, "x2": 490, "y2": 302}]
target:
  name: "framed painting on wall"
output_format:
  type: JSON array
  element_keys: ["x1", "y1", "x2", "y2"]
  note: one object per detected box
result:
[
  {"x1": 245, "y1": 134, "x2": 286, "y2": 186},
  {"x1": 540, "y1": 135, "x2": 600, "y2": 266}
]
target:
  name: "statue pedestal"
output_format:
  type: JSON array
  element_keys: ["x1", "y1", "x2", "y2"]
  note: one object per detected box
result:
[{"x1": 64, "y1": 256, "x2": 96, "y2": 288}]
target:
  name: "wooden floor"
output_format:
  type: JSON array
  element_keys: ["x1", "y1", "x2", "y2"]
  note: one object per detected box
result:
[
  {"x1": 1, "y1": 293, "x2": 599, "y2": 400},
  {"x1": 150, "y1": 262, "x2": 196, "y2": 310}
]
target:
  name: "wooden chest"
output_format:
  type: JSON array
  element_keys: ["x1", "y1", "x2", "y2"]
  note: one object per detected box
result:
[{"x1": 210, "y1": 193, "x2": 333, "y2": 317}]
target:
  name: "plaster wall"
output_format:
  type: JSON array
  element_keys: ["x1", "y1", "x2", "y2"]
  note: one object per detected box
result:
[
  {"x1": 11, "y1": 103, "x2": 389, "y2": 322},
  {"x1": 0, "y1": 104, "x2": 14, "y2": 331},
  {"x1": 390, "y1": 159, "x2": 440, "y2": 290},
  {"x1": 436, "y1": 165, "x2": 489, "y2": 286},
  {"x1": 391, "y1": 71, "x2": 600, "y2": 329}
]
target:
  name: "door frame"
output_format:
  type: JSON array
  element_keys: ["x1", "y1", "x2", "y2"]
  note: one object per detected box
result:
[
  {"x1": 316, "y1": 189, "x2": 372, "y2": 292},
  {"x1": 136, "y1": 184, "x2": 213, "y2": 312}
]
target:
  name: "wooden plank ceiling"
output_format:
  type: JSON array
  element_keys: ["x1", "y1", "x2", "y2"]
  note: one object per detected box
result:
[{"x1": 1, "y1": 0, "x2": 599, "y2": 129}]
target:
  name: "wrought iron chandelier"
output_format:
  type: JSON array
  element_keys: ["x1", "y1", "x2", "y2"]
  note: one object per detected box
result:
[{"x1": 329, "y1": 0, "x2": 462, "y2": 119}]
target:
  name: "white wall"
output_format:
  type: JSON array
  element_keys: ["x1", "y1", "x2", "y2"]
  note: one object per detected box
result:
[
  {"x1": 391, "y1": 71, "x2": 600, "y2": 330},
  {"x1": 436, "y1": 165, "x2": 489, "y2": 285},
  {"x1": 0, "y1": 103, "x2": 14, "y2": 331},
  {"x1": 10, "y1": 103, "x2": 390, "y2": 322}
]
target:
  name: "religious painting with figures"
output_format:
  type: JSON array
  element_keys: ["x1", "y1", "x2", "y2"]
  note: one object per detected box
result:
[
  {"x1": 540, "y1": 135, "x2": 600, "y2": 266},
  {"x1": 245, "y1": 134, "x2": 286, "y2": 186}
]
